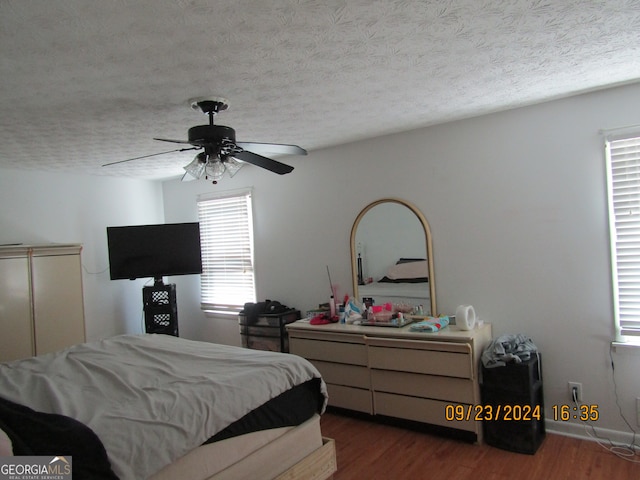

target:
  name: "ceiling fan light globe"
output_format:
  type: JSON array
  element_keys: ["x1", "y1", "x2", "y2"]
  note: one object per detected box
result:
[
  {"x1": 225, "y1": 156, "x2": 245, "y2": 178},
  {"x1": 180, "y1": 172, "x2": 197, "y2": 182},
  {"x1": 183, "y1": 153, "x2": 207, "y2": 179},
  {"x1": 205, "y1": 158, "x2": 226, "y2": 180}
]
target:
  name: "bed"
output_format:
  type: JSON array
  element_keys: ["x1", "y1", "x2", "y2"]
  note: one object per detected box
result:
[
  {"x1": 0, "y1": 334, "x2": 337, "y2": 480},
  {"x1": 358, "y1": 258, "x2": 431, "y2": 311}
]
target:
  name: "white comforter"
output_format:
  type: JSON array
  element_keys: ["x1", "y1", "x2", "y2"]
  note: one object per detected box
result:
[{"x1": 0, "y1": 334, "x2": 327, "y2": 480}]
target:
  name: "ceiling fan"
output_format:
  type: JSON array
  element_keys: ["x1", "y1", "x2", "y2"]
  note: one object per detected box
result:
[{"x1": 103, "y1": 96, "x2": 307, "y2": 183}]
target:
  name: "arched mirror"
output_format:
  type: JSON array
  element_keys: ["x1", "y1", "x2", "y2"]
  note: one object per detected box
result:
[{"x1": 350, "y1": 198, "x2": 436, "y2": 315}]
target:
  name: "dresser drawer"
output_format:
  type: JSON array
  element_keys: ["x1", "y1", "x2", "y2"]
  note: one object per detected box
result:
[
  {"x1": 374, "y1": 391, "x2": 476, "y2": 433},
  {"x1": 289, "y1": 337, "x2": 368, "y2": 366},
  {"x1": 240, "y1": 324, "x2": 281, "y2": 338},
  {"x1": 327, "y1": 384, "x2": 373, "y2": 414},
  {"x1": 370, "y1": 369, "x2": 474, "y2": 403},
  {"x1": 312, "y1": 360, "x2": 370, "y2": 389},
  {"x1": 241, "y1": 334, "x2": 287, "y2": 352},
  {"x1": 368, "y1": 344, "x2": 472, "y2": 379}
]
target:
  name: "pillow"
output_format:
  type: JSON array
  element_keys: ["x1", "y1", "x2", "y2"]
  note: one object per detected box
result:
[
  {"x1": 395, "y1": 258, "x2": 425, "y2": 264},
  {"x1": 386, "y1": 260, "x2": 429, "y2": 280},
  {"x1": 0, "y1": 427, "x2": 12, "y2": 456},
  {"x1": 378, "y1": 275, "x2": 428, "y2": 283}
]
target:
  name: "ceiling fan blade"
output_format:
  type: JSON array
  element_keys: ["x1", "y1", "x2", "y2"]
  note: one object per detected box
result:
[
  {"x1": 236, "y1": 142, "x2": 307, "y2": 156},
  {"x1": 155, "y1": 137, "x2": 218, "y2": 149},
  {"x1": 153, "y1": 137, "x2": 193, "y2": 145},
  {"x1": 234, "y1": 150, "x2": 294, "y2": 175},
  {"x1": 102, "y1": 147, "x2": 199, "y2": 167}
]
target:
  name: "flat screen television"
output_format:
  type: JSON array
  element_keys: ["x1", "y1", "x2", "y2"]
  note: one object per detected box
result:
[{"x1": 107, "y1": 222, "x2": 202, "y2": 283}]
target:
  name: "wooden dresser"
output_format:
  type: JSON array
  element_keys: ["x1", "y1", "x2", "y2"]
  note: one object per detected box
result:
[{"x1": 286, "y1": 321, "x2": 491, "y2": 443}]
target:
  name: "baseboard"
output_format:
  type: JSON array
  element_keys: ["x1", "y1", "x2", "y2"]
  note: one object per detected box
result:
[{"x1": 546, "y1": 418, "x2": 639, "y2": 447}]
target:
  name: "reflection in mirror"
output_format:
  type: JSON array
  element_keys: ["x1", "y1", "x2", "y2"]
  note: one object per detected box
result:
[{"x1": 350, "y1": 198, "x2": 436, "y2": 316}]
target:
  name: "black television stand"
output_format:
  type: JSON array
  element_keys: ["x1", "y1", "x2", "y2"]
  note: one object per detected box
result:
[{"x1": 143, "y1": 279, "x2": 179, "y2": 336}]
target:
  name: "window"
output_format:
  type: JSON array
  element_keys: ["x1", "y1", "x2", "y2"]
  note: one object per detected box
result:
[
  {"x1": 605, "y1": 133, "x2": 640, "y2": 342},
  {"x1": 197, "y1": 189, "x2": 256, "y2": 314}
]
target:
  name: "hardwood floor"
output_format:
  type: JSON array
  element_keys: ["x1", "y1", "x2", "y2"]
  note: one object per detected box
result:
[{"x1": 320, "y1": 410, "x2": 640, "y2": 479}]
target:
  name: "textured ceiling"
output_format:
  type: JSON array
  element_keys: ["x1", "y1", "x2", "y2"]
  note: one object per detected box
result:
[{"x1": 1, "y1": 0, "x2": 640, "y2": 180}]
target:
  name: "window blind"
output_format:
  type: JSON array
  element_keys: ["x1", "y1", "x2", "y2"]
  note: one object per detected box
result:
[
  {"x1": 197, "y1": 189, "x2": 256, "y2": 314},
  {"x1": 606, "y1": 134, "x2": 640, "y2": 339}
]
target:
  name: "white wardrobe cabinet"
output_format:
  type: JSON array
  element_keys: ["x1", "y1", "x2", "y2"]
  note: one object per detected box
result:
[{"x1": 0, "y1": 244, "x2": 86, "y2": 362}]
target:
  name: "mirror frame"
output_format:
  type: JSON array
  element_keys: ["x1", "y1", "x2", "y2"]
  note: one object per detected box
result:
[{"x1": 350, "y1": 197, "x2": 437, "y2": 315}]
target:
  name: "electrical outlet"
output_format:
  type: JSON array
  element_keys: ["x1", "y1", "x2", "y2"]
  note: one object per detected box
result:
[{"x1": 569, "y1": 382, "x2": 582, "y2": 403}]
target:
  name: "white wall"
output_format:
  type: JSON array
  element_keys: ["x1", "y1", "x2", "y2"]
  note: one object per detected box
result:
[
  {"x1": 0, "y1": 168, "x2": 165, "y2": 340},
  {"x1": 162, "y1": 82, "x2": 640, "y2": 441}
]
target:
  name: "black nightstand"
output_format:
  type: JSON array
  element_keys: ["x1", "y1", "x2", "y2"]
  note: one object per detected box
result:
[
  {"x1": 239, "y1": 309, "x2": 300, "y2": 352},
  {"x1": 481, "y1": 353, "x2": 545, "y2": 454}
]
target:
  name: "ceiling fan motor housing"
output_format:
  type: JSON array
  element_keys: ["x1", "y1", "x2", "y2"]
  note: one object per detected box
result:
[{"x1": 188, "y1": 125, "x2": 236, "y2": 146}]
